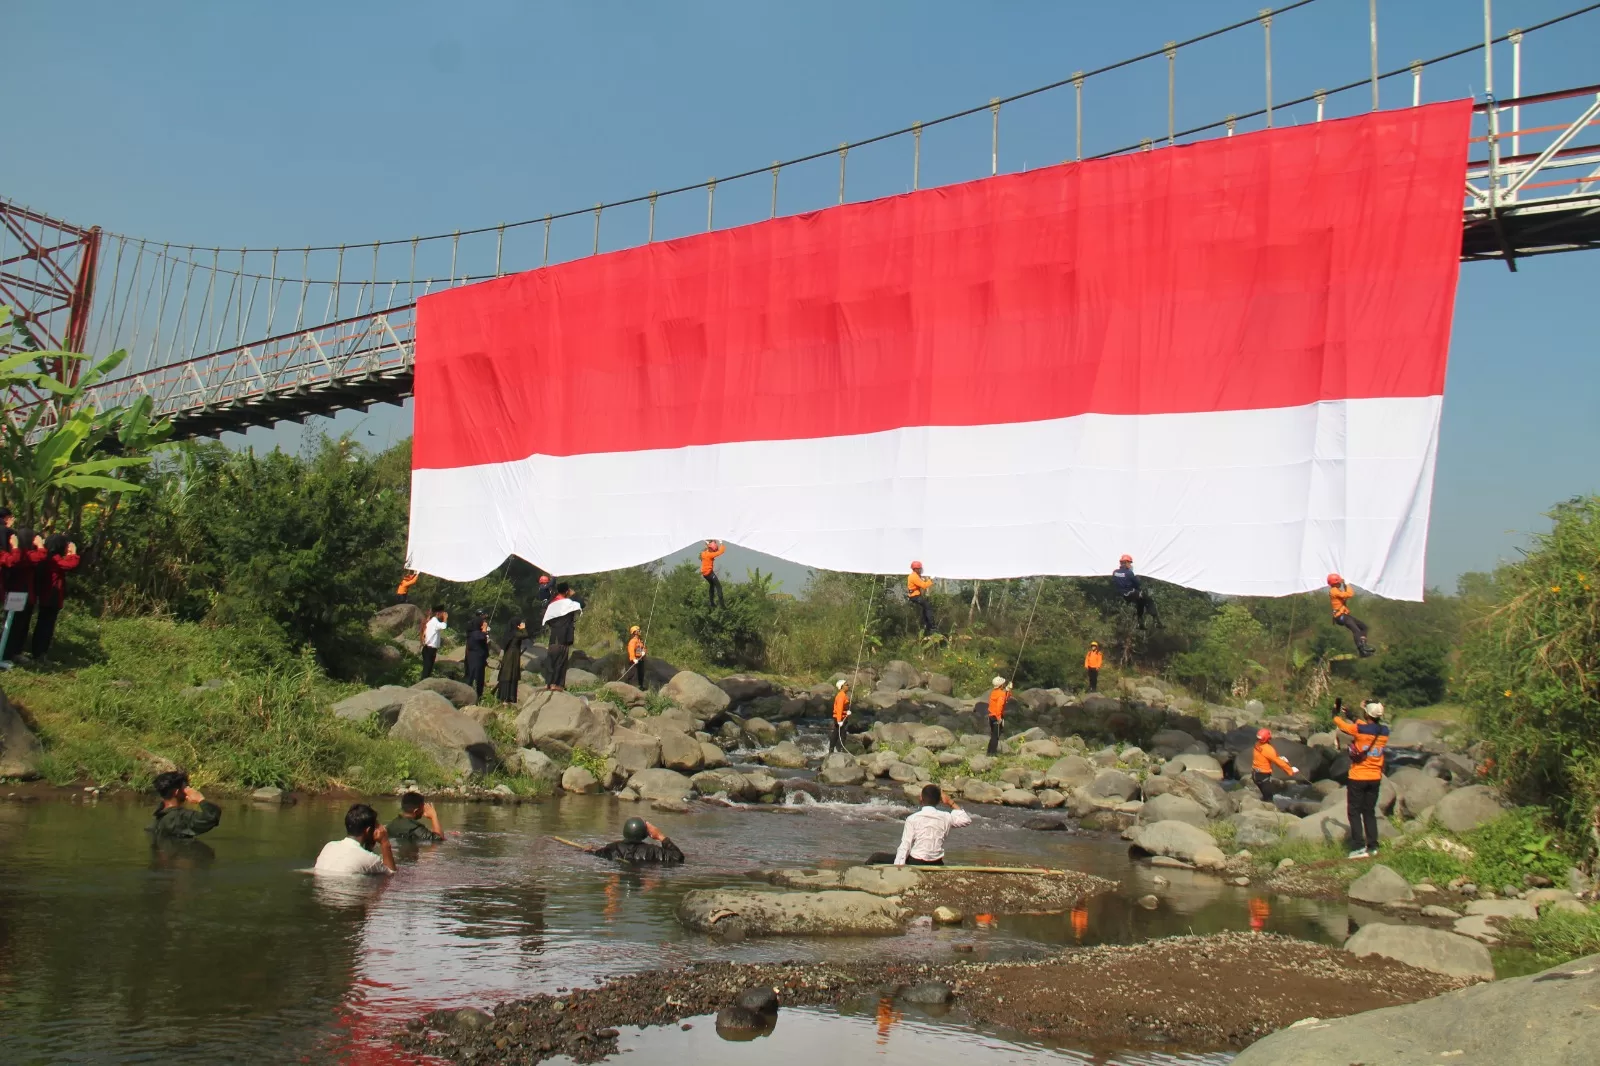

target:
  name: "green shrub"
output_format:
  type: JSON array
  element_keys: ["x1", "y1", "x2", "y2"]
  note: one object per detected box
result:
[
  {"x1": 566, "y1": 747, "x2": 608, "y2": 778},
  {"x1": 1502, "y1": 906, "x2": 1600, "y2": 967},
  {"x1": 1461, "y1": 807, "x2": 1573, "y2": 889},
  {"x1": 1381, "y1": 842, "x2": 1467, "y2": 885}
]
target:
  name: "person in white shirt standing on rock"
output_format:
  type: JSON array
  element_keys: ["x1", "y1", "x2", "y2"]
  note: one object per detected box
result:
[
  {"x1": 420, "y1": 605, "x2": 448, "y2": 679},
  {"x1": 314, "y1": 804, "x2": 396, "y2": 875},
  {"x1": 894, "y1": 784, "x2": 972, "y2": 867}
]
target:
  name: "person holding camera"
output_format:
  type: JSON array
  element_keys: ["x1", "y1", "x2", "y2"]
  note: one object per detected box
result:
[{"x1": 1334, "y1": 698, "x2": 1389, "y2": 859}]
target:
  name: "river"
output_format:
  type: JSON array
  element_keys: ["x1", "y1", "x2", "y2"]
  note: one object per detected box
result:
[{"x1": 0, "y1": 788, "x2": 1352, "y2": 1065}]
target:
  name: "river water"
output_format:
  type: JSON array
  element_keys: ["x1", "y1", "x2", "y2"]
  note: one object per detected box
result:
[{"x1": 0, "y1": 787, "x2": 1351, "y2": 1065}]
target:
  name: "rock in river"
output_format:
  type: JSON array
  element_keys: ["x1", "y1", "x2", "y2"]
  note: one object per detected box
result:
[
  {"x1": 1342, "y1": 923, "x2": 1494, "y2": 980},
  {"x1": 1348, "y1": 864, "x2": 1416, "y2": 905},
  {"x1": 678, "y1": 889, "x2": 906, "y2": 936},
  {"x1": 0, "y1": 688, "x2": 44, "y2": 779}
]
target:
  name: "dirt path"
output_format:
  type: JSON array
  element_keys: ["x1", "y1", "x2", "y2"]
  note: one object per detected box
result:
[{"x1": 397, "y1": 931, "x2": 1469, "y2": 1064}]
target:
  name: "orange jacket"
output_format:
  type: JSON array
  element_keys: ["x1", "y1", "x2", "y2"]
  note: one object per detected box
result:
[
  {"x1": 699, "y1": 544, "x2": 725, "y2": 576},
  {"x1": 1329, "y1": 584, "x2": 1354, "y2": 618},
  {"x1": 906, "y1": 572, "x2": 933, "y2": 598},
  {"x1": 987, "y1": 687, "x2": 1009, "y2": 720},
  {"x1": 396, "y1": 573, "x2": 418, "y2": 596},
  {"x1": 1252, "y1": 741, "x2": 1293, "y2": 775},
  {"x1": 832, "y1": 688, "x2": 851, "y2": 723},
  {"x1": 1084, "y1": 648, "x2": 1103, "y2": 670},
  {"x1": 1334, "y1": 715, "x2": 1389, "y2": 780},
  {"x1": 627, "y1": 635, "x2": 645, "y2": 662}
]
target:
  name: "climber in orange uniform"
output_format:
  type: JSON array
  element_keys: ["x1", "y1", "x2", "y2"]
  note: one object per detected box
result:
[
  {"x1": 1327, "y1": 573, "x2": 1374, "y2": 657},
  {"x1": 1083, "y1": 641, "x2": 1103, "y2": 693},
  {"x1": 906, "y1": 561, "x2": 936, "y2": 635},
  {"x1": 395, "y1": 571, "x2": 419, "y2": 603},
  {"x1": 1333, "y1": 698, "x2": 1389, "y2": 859},
  {"x1": 700, "y1": 540, "x2": 726, "y2": 610},
  {"x1": 624, "y1": 625, "x2": 648, "y2": 689},
  {"x1": 831, "y1": 679, "x2": 852, "y2": 753},
  {"x1": 986, "y1": 675, "x2": 1012, "y2": 755},
  {"x1": 1250, "y1": 728, "x2": 1299, "y2": 801}
]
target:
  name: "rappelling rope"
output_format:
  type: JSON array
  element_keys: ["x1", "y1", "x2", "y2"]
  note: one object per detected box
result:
[
  {"x1": 838, "y1": 575, "x2": 886, "y2": 757},
  {"x1": 1007, "y1": 578, "x2": 1046, "y2": 687}
]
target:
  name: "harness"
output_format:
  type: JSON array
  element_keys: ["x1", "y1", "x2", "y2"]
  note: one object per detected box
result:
[{"x1": 1349, "y1": 727, "x2": 1386, "y2": 764}]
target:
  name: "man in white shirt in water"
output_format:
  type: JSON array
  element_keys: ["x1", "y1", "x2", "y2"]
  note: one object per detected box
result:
[
  {"x1": 894, "y1": 784, "x2": 972, "y2": 866},
  {"x1": 314, "y1": 803, "x2": 396, "y2": 875}
]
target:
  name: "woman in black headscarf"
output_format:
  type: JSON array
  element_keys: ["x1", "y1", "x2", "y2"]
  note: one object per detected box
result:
[
  {"x1": 495, "y1": 616, "x2": 529, "y2": 704},
  {"x1": 464, "y1": 613, "x2": 490, "y2": 702}
]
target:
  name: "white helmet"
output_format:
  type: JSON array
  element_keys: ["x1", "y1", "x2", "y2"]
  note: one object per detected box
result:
[
  {"x1": 992, "y1": 675, "x2": 1007, "y2": 688},
  {"x1": 835, "y1": 678, "x2": 847, "y2": 690},
  {"x1": 1365, "y1": 701, "x2": 1385, "y2": 718}
]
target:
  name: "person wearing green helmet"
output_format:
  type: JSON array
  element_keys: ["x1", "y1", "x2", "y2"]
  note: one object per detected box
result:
[{"x1": 590, "y1": 817, "x2": 685, "y2": 864}]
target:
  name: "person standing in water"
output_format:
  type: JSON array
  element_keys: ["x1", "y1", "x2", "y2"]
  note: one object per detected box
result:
[
  {"x1": 386, "y1": 792, "x2": 445, "y2": 844},
  {"x1": 1083, "y1": 641, "x2": 1103, "y2": 693},
  {"x1": 986, "y1": 676, "x2": 1012, "y2": 755},
  {"x1": 699, "y1": 540, "x2": 726, "y2": 610},
  {"x1": 830, "y1": 679, "x2": 852, "y2": 753},
  {"x1": 1327, "y1": 574, "x2": 1375, "y2": 657},
  {"x1": 893, "y1": 784, "x2": 972, "y2": 867},
  {"x1": 496, "y1": 617, "x2": 529, "y2": 703},
  {"x1": 147, "y1": 771, "x2": 223, "y2": 840},
  {"x1": 315, "y1": 804, "x2": 396, "y2": 875},
  {"x1": 590, "y1": 818, "x2": 685, "y2": 864},
  {"x1": 542, "y1": 583, "x2": 582, "y2": 690},
  {"x1": 464, "y1": 614, "x2": 490, "y2": 702}
]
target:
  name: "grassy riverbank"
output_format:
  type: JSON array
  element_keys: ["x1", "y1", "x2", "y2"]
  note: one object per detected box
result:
[{"x1": 3, "y1": 611, "x2": 478, "y2": 794}]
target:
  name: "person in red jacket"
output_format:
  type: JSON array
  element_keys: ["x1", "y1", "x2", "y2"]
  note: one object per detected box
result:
[
  {"x1": 31, "y1": 533, "x2": 80, "y2": 660},
  {"x1": 2, "y1": 528, "x2": 47, "y2": 661}
]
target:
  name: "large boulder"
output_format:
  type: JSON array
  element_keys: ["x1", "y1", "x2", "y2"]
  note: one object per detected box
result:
[
  {"x1": 875, "y1": 660, "x2": 922, "y2": 692},
  {"x1": 819, "y1": 753, "x2": 867, "y2": 786},
  {"x1": 512, "y1": 747, "x2": 562, "y2": 788},
  {"x1": 389, "y1": 692, "x2": 496, "y2": 776},
  {"x1": 1018, "y1": 739, "x2": 1062, "y2": 759},
  {"x1": 1042, "y1": 755, "x2": 1097, "y2": 790},
  {"x1": 515, "y1": 690, "x2": 615, "y2": 753},
  {"x1": 0, "y1": 689, "x2": 43, "y2": 779},
  {"x1": 960, "y1": 779, "x2": 1005, "y2": 805},
  {"x1": 629, "y1": 768, "x2": 694, "y2": 804},
  {"x1": 760, "y1": 740, "x2": 807, "y2": 769},
  {"x1": 369, "y1": 602, "x2": 423, "y2": 638},
  {"x1": 1342, "y1": 923, "x2": 1495, "y2": 980},
  {"x1": 331, "y1": 685, "x2": 416, "y2": 728},
  {"x1": 411, "y1": 676, "x2": 477, "y2": 709},
  {"x1": 1128, "y1": 820, "x2": 1226, "y2": 871},
  {"x1": 605, "y1": 725, "x2": 663, "y2": 774},
  {"x1": 1228, "y1": 808, "x2": 1300, "y2": 848},
  {"x1": 1388, "y1": 718, "x2": 1453, "y2": 753},
  {"x1": 908, "y1": 725, "x2": 956, "y2": 751},
  {"x1": 1166, "y1": 770, "x2": 1235, "y2": 819},
  {"x1": 635, "y1": 709, "x2": 699, "y2": 739},
  {"x1": 840, "y1": 865, "x2": 922, "y2": 896},
  {"x1": 742, "y1": 717, "x2": 779, "y2": 747},
  {"x1": 1232, "y1": 952, "x2": 1600, "y2": 1066},
  {"x1": 1148, "y1": 728, "x2": 1205, "y2": 759},
  {"x1": 658, "y1": 730, "x2": 705, "y2": 773},
  {"x1": 1139, "y1": 793, "x2": 1209, "y2": 828},
  {"x1": 561, "y1": 765, "x2": 601, "y2": 794},
  {"x1": 1161, "y1": 753, "x2": 1224, "y2": 781},
  {"x1": 678, "y1": 889, "x2": 906, "y2": 936},
  {"x1": 1348, "y1": 864, "x2": 1416, "y2": 905},
  {"x1": 1288, "y1": 806, "x2": 1351, "y2": 844},
  {"x1": 1087, "y1": 769, "x2": 1139, "y2": 801},
  {"x1": 700, "y1": 742, "x2": 729, "y2": 769},
  {"x1": 1433, "y1": 785, "x2": 1506, "y2": 833},
  {"x1": 716, "y1": 675, "x2": 779, "y2": 704},
  {"x1": 1389, "y1": 766, "x2": 1450, "y2": 817},
  {"x1": 661, "y1": 672, "x2": 731, "y2": 717}
]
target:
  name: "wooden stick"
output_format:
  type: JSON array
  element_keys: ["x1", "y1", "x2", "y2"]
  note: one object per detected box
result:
[
  {"x1": 549, "y1": 835, "x2": 595, "y2": 852},
  {"x1": 869, "y1": 864, "x2": 1071, "y2": 876}
]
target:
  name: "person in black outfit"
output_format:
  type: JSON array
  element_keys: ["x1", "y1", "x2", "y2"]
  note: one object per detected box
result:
[
  {"x1": 495, "y1": 617, "x2": 529, "y2": 704},
  {"x1": 463, "y1": 614, "x2": 490, "y2": 701},
  {"x1": 590, "y1": 817, "x2": 685, "y2": 864},
  {"x1": 542, "y1": 583, "x2": 582, "y2": 690},
  {"x1": 1112, "y1": 554, "x2": 1161, "y2": 629}
]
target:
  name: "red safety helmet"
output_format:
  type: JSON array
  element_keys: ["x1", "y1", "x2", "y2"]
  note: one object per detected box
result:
[
  {"x1": 1326, "y1": 573, "x2": 1342, "y2": 587},
  {"x1": 1257, "y1": 728, "x2": 1272, "y2": 742},
  {"x1": 539, "y1": 575, "x2": 551, "y2": 585},
  {"x1": 910, "y1": 560, "x2": 923, "y2": 570},
  {"x1": 1119, "y1": 554, "x2": 1133, "y2": 565}
]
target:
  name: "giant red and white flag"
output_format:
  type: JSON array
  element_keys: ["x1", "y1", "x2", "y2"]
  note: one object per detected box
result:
[{"x1": 409, "y1": 101, "x2": 1471, "y2": 599}]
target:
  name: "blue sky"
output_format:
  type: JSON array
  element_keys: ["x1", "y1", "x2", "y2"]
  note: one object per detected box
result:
[{"x1": 6, "y1": 0, "x2": 1597, "y2": 593}]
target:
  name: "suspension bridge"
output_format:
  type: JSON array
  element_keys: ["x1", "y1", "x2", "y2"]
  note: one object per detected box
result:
[{"x1": 4, "y1": 0, "x2": 1598, "y2": 441}]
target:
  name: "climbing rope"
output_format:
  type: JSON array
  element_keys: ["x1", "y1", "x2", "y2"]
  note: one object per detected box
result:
[{"x1": 1007, "y1": 578, "x2": 1047, "y2": 687}]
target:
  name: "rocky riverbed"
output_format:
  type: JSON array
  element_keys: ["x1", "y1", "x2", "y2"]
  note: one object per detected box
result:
[{"x1": 399, "y1": 931, "x2": 1470, "y2": 1064}]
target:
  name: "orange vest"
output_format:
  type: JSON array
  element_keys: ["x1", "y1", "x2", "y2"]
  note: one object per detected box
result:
[
  {"x1": 699, "y1": 544, "x2": 725, "y2": 575},
  {"x1": 906, "y1": 572, "x2": 932, "y2": 598},
  {"x1": 1084, "y1": 649, "x2": 1103, "y2": 670},
  {"x1": 627, "y1": 635, "x2": 645, "y2": 662},
  {"x1": 1334, "y1": 716, "x2": 1389, "y2": 780},
  {"x1": 987, "y1": 688, "x2": 1008, "y2": 720},
  {"x1": 1252, "y1": 741, "x2": 1291, "y2": 775},
  {"x1": 396, "y1": 573, "x2": 418, "y2": 596},
  {"x1": 832, "y1": 688, "x2": 850, "y2": 723},
  {"x1": 1329, "y1": 585, "x2": 1354, "y2": 618}
]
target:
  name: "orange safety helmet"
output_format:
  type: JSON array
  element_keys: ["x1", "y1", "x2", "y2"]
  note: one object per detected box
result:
[
  {"x1": 1256, "y1": 728, "x2": 1272, "y2": 742},
  {"x1": 1327, "y1": 573, "x2": 1342, "y2": 587},
  {"x1": 1119, "y1": 554, "x2": 1133, "y2": 565},
  {"x1": 539, "y1": 575, "x2": 551, "y2": 585},
  {"x1": 910, "y1": 560, "x2": 923, "y2": 570}
]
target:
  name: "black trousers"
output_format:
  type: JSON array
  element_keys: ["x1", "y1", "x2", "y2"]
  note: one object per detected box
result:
[
  {"x1": 547, "y1": 643, "x2": 571, "y2": 688},
  {"x1": 420, "y1": 646, "x2": 438, "y2": 679},
  {"x1": 914, "y1": 596, "x2": 935, "y2": 634},
  {"x1": 830, "y1": 719, "x2": 847, "y2": 752},
  {"x1": 1086, "y1": 667, "x2": 1099, "y2": 693},
  {"x1": 1253, "y1": 770, "x2": 1279, "y2": 801},
  {"x1": 987, "y1": 716, "x2": 1003, "y2": 755},
  {"x1": 465, "y1": 656, "x2": 486, "y2": 701},
  {"x1": 704, "y1": 572, "x2": 725, "y2": 609},
  {"x1": 1335, "y1": 613, "x2": 1369, "y2": 651},
  {"x1": 4, "y1": 601, "x2": 33, "y2": 660},
  {"x1": 1346, "y1": 778, "x2": 1382, "y2": 851},
  {"x1": 1124, "y1": 589, "x2": 1160, "y2": 628},
  {"x1": 30, "y1": 603, "x2": 62, "y2": 658},
  {"x1": 623, "y1": 657, "x2": 647, "y2": 688}
]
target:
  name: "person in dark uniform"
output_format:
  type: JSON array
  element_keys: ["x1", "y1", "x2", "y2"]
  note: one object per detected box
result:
[
  {"x1": 542, "y1": 584, "x2": 582, "y2": 690},
  {"x1": 385, "y1": 791, "x2": 444, "y2": 843},
  {"x1": 590, "y1": 818, "x2": 684, "y2": 864},
  {"x1": 147, "y1": 770, "x2": 223, "y2": 840},
  {"x1": 496, "y1": 617, "x2": 529, "y2": 703},
  {"x1": 1112, "y1": 554, "x2": 1161, "y2": 629},
  {"x1": 464, "y1": 614, "x2": 490, "y2": 701}
]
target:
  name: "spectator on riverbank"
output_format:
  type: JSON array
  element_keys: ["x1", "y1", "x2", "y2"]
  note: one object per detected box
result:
[
  {"x1": 315, "y1": 803, "x2": 396, "y2": 875},
  {"x1": 1, "y1": 528, "x2": 44, "y2": 660},
  {"x1": 421, "y1": 606, "x2": 447, "y2": 679},
  {"x1": 385, "y1": 792, "x2": 444, "y2": 844},
  {"x1": 30, "y1": 533, "x2": 79, "y2": 660},
  {"x1": 147, "y1": 770, "x2": 222, "y2": 840},
  {"x1": 496, "y1": 617, "x2": 529, "y2": 703},
  {"x1": 542, "y1": 584, "x2": 581, "y2": 690},
  {"x1": 1084, "y1": 641, "x2": 1103, "y2": 693},
  {"x1": 464, "y1": 614, "x2": 490, "y2": 701}
]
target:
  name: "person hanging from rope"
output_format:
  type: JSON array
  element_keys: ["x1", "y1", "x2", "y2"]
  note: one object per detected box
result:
[
  {"x1": 395, "y1": 571, "x2": 419, "y2": 604},
  {"x1": 624, "y1": 625, "x2": 648, "y2": 689},
  {"x1": 985, "y1": 675, "x2": 1012, "y2": 755},
  {"x1": 1112, "y1": 554, "x2": 1161, "y2": 630},
  {"x1": 830, "y1": 679, "x2": 852, "y2": 753},
  {"x1": 542, "y1": 583, "x2": 582, "y2": 690},
  {"x1": 1250, "y1": 728, "x2": 1299, "y2": 801},
  {"x1": 1083, "y1": 641, "x2": 1103, "y2": 693},
  {"x1": 699, "y1": 540, "x2": 726, "y2": 610},
  {"x1": 906, "y1": 561, "x2": 936, "y2": 636},
  {"x1": 1327, "y1": 574, "x2": 1375, "y2": 657},
  {"x1": 535, "y1": 574, "x2": 554, "y2": 612}
]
